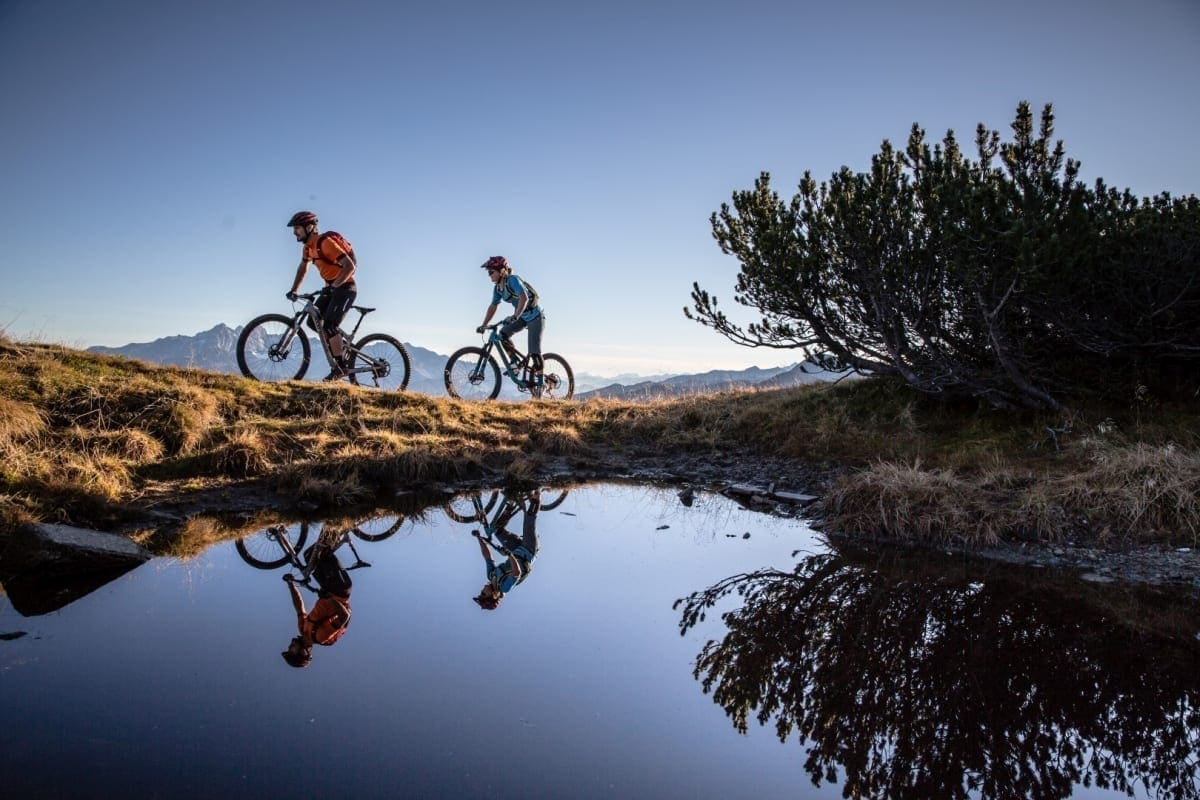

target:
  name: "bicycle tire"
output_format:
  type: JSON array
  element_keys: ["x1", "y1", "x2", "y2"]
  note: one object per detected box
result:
[
  {"x1": 444, "y1": 491, "x2": 501, "y2": 523},
  {"x1": 540, "y1": 489, "x2": 569, "y2": 510},
  {"x1": 235, "y1": 524, "x2": 309, "y2": 569},
  {"x1": 237, "y1": 314, "x2": 310, "y2": 382},
  {"x1": 539, "y1": 353, "x2": 575, "y2": 400},
  {"x1": 350, "y1": 333, "x2": 411, "y2": 391},
  {"x1": 444, "y1": 347, "x2": 502, "y2": 400},
  {"x1": 351, "y1": 513, "x2": 407, "y2": 541}
]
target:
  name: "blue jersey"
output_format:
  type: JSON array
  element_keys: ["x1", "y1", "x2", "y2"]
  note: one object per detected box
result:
[
  {"x1": 491, "y1": 274, "x2": 541, "y2": 322},
  {"x1": 486, "y1": 546, "x2": 535, "y2": 593}
]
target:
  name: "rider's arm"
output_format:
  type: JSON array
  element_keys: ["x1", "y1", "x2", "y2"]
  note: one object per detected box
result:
[
  {"x1": 289, "y1": 255, "x2": 309, "y2": 295},
  {"x1": 512, "y1": 290, "x2": 529, "y2": 320},
  {"x1": 288, "y1": 580, "x2": 308, "y2": 630},
  {"x1": 506, "y1": 553, "x2": 523, "y2": 581},
  {"x1": 330, "y1": 253, "x2": 356, "y2": 287},
  {"x1": 477, "y1": 537, "x2": 492, "y2": 560},
  {"x1": 480, "y1": 302, "x2": 499, "y2": 329}
]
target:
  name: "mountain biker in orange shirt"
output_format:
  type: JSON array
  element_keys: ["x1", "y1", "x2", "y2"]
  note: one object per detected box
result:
[{"x1": 285, "y1": 210, "x2": 357, "y2": 380}]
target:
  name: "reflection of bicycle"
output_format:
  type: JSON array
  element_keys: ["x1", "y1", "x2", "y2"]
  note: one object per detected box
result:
[
  {"x1": 443, "y1": 488, "x2": 568, "y2": 525},
  {"x1": 235, "y1": 513, "x2": 406, "y2": 569},
  {"x1": 443, "y1": 322, "x2": 574, "y2": 400},
  {"x1": 235, "y1": 524, "x2": 371, "y2": 591},
  {"x1": 236, "y1": 290, "x2": 411, "y2": 389}
]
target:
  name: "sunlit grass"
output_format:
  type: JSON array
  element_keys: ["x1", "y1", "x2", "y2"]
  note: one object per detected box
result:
[{"x1": 1, "y1": 338, "x2": 1197, "y2": 549}]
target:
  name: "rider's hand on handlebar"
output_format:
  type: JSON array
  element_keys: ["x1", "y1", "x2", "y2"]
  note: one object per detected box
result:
[
  {"x1": 476, "y1": 325, "x2": 487, "y2": 334},
  {"x1": 286, "y1": 291, "x2": 298, "y2": 302}
]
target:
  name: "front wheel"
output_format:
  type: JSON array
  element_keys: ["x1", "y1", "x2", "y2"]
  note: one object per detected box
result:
[
  {"x1": 445, "y1": 347, "x2": 501, "y2": 400},
  {"x1": 539, "y1": 353, "x2": 575, "y2": 401},
  {"x1": 351, "y1": 334, "x2": 411, "y2": 391},
  {"x1": 235, "y1": 524, "x2": 309, "y2": 569},
  {"x1": 237, "y1": 314, "x2": 310, "y2": 382}
]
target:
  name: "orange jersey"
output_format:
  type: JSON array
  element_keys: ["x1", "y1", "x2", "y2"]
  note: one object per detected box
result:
[
  {"x1": 299, "y1": 595, "x2": 351, "y2": 646},
  {"x1": 305, "y1": 234, "x2": 352, "y2": 282}
]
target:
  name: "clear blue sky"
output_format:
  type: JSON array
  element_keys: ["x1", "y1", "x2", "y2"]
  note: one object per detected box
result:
[{"x1": 2, "y1": 0, "x2": 1197, "y2": 376}]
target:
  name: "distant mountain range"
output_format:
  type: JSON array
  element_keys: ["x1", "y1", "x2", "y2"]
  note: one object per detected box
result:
[{"x1": 87, "y1": 324, "x2": 850, "y2": 398}]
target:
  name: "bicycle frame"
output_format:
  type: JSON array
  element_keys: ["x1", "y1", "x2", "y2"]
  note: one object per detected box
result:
[
  {"x1": 478, "y1": 325, "x2": 540, "y2": 392},
  {"x1": 266, "y1": 524, "x2": 371, "y2": 589},
  {"x1": 290, "y1": 293, "x2": 369, "y2": 373}
]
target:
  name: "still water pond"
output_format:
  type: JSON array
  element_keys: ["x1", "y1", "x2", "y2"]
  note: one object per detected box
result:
[{"x1": 2, "y1": 484, "x2": 1198, "y2": 799}]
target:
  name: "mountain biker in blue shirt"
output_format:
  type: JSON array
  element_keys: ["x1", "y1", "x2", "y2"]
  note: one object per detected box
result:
[{"x1": 476, "y1": 256, "x2": 544, "y2": 397}]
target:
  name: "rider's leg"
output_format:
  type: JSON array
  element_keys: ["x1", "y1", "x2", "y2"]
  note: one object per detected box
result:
[
  {"x1": 322, "y1": 284, "x2": 358, "y2": 362},
  {"x1": 499, "y1": 316, "x2": 528, "y2": 364},
  {"x1": 526, "y1": 314, "x2": 545, "y2": 395}
]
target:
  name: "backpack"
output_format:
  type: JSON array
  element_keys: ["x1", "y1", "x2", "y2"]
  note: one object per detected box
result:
[
  {"x1": 504, "y1": 274, "x2": 538, "y2": 309},
  {"x1": 316, "y1": 231, "x2": 356, "y2": 265}
]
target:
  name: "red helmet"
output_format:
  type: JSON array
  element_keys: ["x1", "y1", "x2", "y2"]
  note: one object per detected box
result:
[
  {"x1": 287, "y1": 210, "x2": 318, "y2": 228},
  {"x1": 480, "y1": 256, "x2": 508, "y2": 271}
]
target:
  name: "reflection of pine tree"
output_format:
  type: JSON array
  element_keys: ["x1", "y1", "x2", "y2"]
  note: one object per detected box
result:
[{"x1": 675, "y1": 548, "x2": 1200, "y2": 799}]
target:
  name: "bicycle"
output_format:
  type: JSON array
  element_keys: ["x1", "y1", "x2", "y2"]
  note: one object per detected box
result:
[
  {"x1": 234, "y1": 512, "x2": 407, "y2": 570},
  {"x1": 236, "y1": 290, "x2": 411, "y2": 389},
  {"x1": 443, "y1": 487, "x2": 569, "y2": 526},
  {"x1": 235, "y1": 523, "x2": 372, "y2": 585},
  {"x1": 443, "y1": 322, "x2": 574, "y2": 401}
]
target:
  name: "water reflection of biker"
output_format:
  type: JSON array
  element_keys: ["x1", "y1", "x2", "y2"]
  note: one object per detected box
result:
[
  {"x1": 282, "y1": 542, "x2": 353, "y2": 668},
  {"x1": 473, "y1": 491, "x2": 541, "y2": 610}
]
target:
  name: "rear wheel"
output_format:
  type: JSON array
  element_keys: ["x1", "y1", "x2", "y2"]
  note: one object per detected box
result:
[
  {"x1": 350, "y1": 333, "x2": 411, "y2": 391},
  {"x1": 445, "y1": 347, "x2": 501, "y2": 400},
  {"x1": 444, "y1": 491, "x2": 501, "y2": 523},
  {"x1": 540, "y1": 489, "x2": 569, "y2": 510},
  {"x1": 538, "y1": 353, "x2": 574, "y2": 400},
  {"x1": 237, "y1": 314, "x2": 310, "y2": 382},
  {"x1": 351, "y1": 513, "x2": 407, "y2": 541}
]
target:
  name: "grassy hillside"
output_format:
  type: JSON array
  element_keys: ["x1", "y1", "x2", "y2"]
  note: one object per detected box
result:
[{"x1": 1, "y1": 337, "x2": 1197, "y2": 549}]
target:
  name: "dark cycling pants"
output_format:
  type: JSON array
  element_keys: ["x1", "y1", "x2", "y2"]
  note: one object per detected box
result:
[
  {"x1": 304, "y1": 545, "x2": 353, "y2": 598},
  {"x1": 500, "y1": 311, "x2": 544, "y2": 360},
  {"x1": 314, "y1": 282, "x2": 357, "y2": 336},
  {"x1": 495, "y1": 501, "x2": 539, "y2": 561}
]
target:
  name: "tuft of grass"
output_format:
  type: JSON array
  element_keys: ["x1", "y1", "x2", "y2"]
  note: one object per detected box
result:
[
  {"x1": 209, "y1": 429, "x2": 273, "y2": 478},
  {"x1": 0, "y1": 396, "x2": 46, "y2": 447},
  {"x1": 1025, "y1": 443, "x2": 1200, "y2": 545},
  {"x1": 294, "y1": 473, "x2": 374, "y2": 507},
  {"x1": 821, "y1": 461, "x2": 1003, "y2": 547}
]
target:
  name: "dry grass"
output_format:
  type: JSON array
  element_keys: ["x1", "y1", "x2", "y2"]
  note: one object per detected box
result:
[
  {"x1": 1, "y1": 339, "x2": 1197, "y2": 550},
  {"x1": 821, "y1": 461, "x2": 1006, "y2": 547},
  {"x1": 1025, "y1": 443, "x2": 1200, "y2": 545},
  {"x1": 0, "y1": 396, "x2": 46, "y2": 447}
]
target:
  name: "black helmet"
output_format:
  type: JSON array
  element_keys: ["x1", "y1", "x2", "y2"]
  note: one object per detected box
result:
[
  {"x1": 281, "y1": 636, "x2": 312, "y2": 667},
  {"x1": 287, "y1": 210, "x2": 318, "y2": 228}
]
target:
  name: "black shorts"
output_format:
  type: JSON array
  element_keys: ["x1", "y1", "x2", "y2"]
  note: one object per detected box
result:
[{"x1": 315, "y1": 282, "x2": 357, "y2": 335}]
